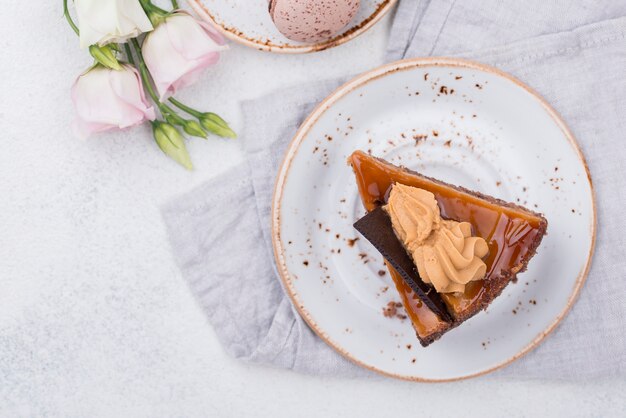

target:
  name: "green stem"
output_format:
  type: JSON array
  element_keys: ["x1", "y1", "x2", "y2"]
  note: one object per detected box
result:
[
  {"x1": 131, "y1": 39, "x2": 166, "y2": 111},
  {"x1": 139, "y1": 0, "x2": 170, "y2": 26},
  {"x1": 140, "y1": 0, "x2": 168, "y2": 12},
  {"x1": 63, "y1": 0, "x2": 80, "y2": 36},
  {"x1": 169, "y1": 98, "x2": 203, "y2": 118},
  {"x1": 139, "y1": 0, "x2": 154, "y2": 11},
  {"x1": 123, "y1": 44, "x2": 135, "y2": 66},
  {"x1": 131, "y1": 39, "x2": 187, "y2": 122},
  {"x1": 171, "y1": 0, "x2": 180, "y2": 8}
]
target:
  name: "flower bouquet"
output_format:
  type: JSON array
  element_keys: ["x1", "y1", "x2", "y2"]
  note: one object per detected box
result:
[{"x1": 64, "y1": 0, "x2": 236, "y2": 169}]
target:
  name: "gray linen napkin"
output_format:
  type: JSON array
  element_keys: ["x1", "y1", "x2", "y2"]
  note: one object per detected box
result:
[{"x1": 163, "y1": 1, "x2": 626, "y2": 379}]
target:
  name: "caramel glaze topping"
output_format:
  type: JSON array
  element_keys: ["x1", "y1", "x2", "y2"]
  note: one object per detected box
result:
[{"x1": 350, "y1": 151, "x2": 546, "y2": 338}]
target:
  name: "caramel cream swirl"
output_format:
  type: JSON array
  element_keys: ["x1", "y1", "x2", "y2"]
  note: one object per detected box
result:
[{"x1": 385, "y1": 184, "x2": 489, "y2": 294}]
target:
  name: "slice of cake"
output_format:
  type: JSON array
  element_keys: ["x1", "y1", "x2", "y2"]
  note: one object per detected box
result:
[{"x1": 350, "y1": 151, "x2": 548, "y2": 346}]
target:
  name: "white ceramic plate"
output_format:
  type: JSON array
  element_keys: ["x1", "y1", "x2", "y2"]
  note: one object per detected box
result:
[
  {"x1": 272, "y1": 58, "x2": 596, "y2": 381},
  {"x1": 187, "y1": 0, "x2": 396, "y2": 53}
]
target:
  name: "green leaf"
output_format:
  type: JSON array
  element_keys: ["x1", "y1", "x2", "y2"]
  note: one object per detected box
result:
[{"x1": 89, "y1": 45, "x2": 122, "y2": 70}]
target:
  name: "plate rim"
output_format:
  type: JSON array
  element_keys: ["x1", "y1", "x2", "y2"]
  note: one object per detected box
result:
[
  {"x1": 271, "y1": 57, "x2": 597, "y2": 382},
  {"x1": 187, "y1": 0, "x2": 398, "y2": 54}
]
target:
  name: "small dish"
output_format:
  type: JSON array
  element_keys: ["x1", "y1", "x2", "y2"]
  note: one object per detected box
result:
[
  {"x1": 271, "y1": 58, "x2": 596, "y2": 381},
  {"x1": 187, "y1": 0, "x2": 397, "y2": 53}
]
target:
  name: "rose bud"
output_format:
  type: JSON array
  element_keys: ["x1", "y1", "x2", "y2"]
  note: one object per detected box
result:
[{"x1": 152, "y1": 121, "x2": 193, "y2": 170}]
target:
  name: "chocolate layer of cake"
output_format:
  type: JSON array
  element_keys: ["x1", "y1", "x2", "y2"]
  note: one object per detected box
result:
[{"x1": 354, "y1": 207, "x2": 453, "y2": 322}]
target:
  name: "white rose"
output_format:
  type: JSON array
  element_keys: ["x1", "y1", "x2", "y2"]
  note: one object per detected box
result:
[{"x1": 75, "y1": 0, "x2": 153, "y2": 48}]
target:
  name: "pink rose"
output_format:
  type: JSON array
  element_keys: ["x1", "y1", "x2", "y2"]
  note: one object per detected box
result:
[
  {"x1": 71, "y1": 64, "x2": 156, "y2": 139},
  {"x1": 142, "y1": 12, "x2": 227, "y2": 100}
]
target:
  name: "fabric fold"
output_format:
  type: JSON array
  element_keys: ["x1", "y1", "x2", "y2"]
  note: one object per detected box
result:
[{"x1": 163, "y1": 1, "x2": 626, "y2": 379}]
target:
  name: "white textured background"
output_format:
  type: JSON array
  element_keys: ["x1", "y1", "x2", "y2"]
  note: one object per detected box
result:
[{"x1": 0, "y1": 2, "x2": 623, "y2": 417}]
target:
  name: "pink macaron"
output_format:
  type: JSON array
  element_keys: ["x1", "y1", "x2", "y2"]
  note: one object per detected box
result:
[{"x1": 268, "y1": 0, "x2": 361, "y2": 43}]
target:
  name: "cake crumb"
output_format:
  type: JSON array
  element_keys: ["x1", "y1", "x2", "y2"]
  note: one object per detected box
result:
[
  {"x1": 382, "y1": 301, "x2": 397, "y2": 318},
  {"x1": 413, "y1": 134, "x2": 427, "y2": 145},
  {"x1": 346, "y1": 237, "x2": 359, "y2": 247}
]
